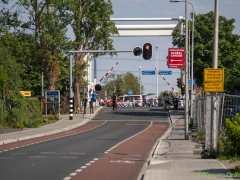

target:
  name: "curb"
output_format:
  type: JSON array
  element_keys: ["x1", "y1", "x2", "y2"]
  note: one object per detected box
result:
[{"x1": 0, "y1": 106, "x2": 103, "y2": 145}]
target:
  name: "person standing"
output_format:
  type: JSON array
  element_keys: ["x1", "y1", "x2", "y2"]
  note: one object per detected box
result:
[
  {"x1": 89, "y1": 98, "x2": 94, "y2": 114},
  {"x1": 112, "y1": 93, "x2": 117, "y2": 110}
]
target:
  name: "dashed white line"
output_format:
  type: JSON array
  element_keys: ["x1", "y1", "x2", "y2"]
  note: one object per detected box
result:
[
  {"x1": 70, "y1": 173, "x2": 77, "y2": 176},
  {"x1": 75, "y1": 169, "x2": 82, "y2": 172},
  {"x1": 63, "y1": 177, "x2": 71, "y2": 180},
  {"x1": 40, "y1": 152, "x2": 56, "y2": 154},
  {"x1": 61, "y1": 156, "x2": 78, "y2": 159},
  {"x1": 0, "y1": 157, "x2": 14, "y2": 159},
  {"x1": 11, "y1": 153, "x2": 27, "y2": 155},
  {"x1": 70, "y1": 152, "x2": 85, "y2": 155},
  {"x1": 29, "y1": 156, "x2": 45, "y2": 158},
  {"x1": 81, "y1": 166, "x2": 87, "y2": 169}
]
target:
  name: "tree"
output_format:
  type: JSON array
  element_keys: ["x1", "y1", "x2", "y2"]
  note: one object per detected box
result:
[
  {"x1": 103, "y1": 72, "x2": 143, "y2": 97},
  {"x1": 67, "y1": 0, "x2": 118, "y2": 110},
  {"x1": 172, "y1": 11, "x2": 240, "y2": 94},
  {"x1": 159, "y1": 90, "x2": 176, "y2": 99}
]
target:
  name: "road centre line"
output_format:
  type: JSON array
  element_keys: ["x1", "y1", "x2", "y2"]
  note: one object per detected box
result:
[
  {"x1": 70, "y1": 152, "x2": 85, "y2": 155},
  {"x1": 29, "y1": 156, "x2": 45, "y2": 158},
  {"x1": 40, "y1": 152, "x2": 56, "y2": 154}
]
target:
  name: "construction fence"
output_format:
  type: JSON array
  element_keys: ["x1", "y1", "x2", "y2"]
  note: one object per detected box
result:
[{"x1": 193, "y1": 92, "x2": 240, "y2": 150}]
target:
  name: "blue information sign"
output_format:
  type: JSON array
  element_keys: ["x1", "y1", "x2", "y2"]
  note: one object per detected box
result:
[
  {"x1": 46, "y1": 90, "x2": 59, "y2": 98},
  {"x1": 188, "y1": 79, "x2": 196, "y2": 85},
  {"x1": 142, "y1": 70, "x2": 155, "y2": 75},
  {"x1": 128, "y1": 90, "x2": 133, "y2": 95},
  {"x1": 159, "y1": 70, "x2": 172, "y2": 75}
]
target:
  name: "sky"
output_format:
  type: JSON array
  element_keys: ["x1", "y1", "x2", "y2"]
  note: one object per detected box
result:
[{"x1": 92, "y1": 0, "x2": 240, "y2": 97}]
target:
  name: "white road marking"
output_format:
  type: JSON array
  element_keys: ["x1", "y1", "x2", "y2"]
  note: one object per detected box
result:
[
  {"x1": 81, "y1": 166, "x2": 87, "y2": 168},
  {"x1": 70, "y1": 173, "x2": 77, "y2": 176},
  {"x1": 63, "y1": 177, "x2": 71, "y2": 180},
  {"x1": 61, "y1": 156, "x2": 78, "y2": 159},
  {"x1": 40, "y1": 152, "x2": 56, "y2": 154},
  {"x1": 110, "y1": 160, "x2": 135, "y2": 163},
  {"x1": 0, "y1": 157, "x2": 14, "y2": 159},
  {"x1": 123, "y1": 158, "x2": 140, "y2": 161},
  {"x1": 70, "y1": 152, "x2": 85, "y2": 155},
  {"x1": 29, "y1": 156, "x2": 45, "y2": 158},
  {"x1": 11, "y1": 153, "x2": 27, "y2": 155},
  {"x1": 125, "y1": 124, "x2": 148, "y2": 125},
  {"x1": 86, "y1": 163, "x2": 91, "y2": 166},
  {"x1": 75, "y1": 169, "x2": 82, "y2": 172}
]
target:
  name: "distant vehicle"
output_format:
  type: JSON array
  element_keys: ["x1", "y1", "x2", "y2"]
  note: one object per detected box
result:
[{"x1": 118, "y1": 95, "x2": 143, "y2": 107}]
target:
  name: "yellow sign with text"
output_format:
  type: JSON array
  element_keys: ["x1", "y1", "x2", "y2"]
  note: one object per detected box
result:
[
  {"x1": 204, "y1": 68, "x2": 224, "y2": 82},
  {"x1": 203, "y1": 82, "x2": 224, "y2": 92},
  {"x1": 19, "y1": 91, "x2": 31, "y2": 97}
]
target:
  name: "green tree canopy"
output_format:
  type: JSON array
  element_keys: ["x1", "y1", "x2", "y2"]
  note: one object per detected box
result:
[
  {"x1": 172, "y1": 11, "x2": 240, "y2": 94},
  {"x1": 103, "y1": 72, "x2": 144, "y2": 97}
]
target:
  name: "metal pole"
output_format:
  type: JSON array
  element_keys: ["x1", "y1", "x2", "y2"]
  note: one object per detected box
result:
[
  {"x1": 156, "y1": 46, "x2": 158, "y2": 99},
  {"x1": 139, "y1": 66, "x2": 141, "y2": 95},
  {"x1": 94, "y1": 58, "x2": 97, "y2": 86},
  {"x1": 69, "y1": 54, "x2": 73, "y2": 120},
  {"x1": 185, "y1": 0, "x2": 189, "y2": 140},
  {"x1": 41, "y1": 72, "x2": 44, "y2": 97},
  {"x1": 190, "y1": 2, "x2": 194, "y2": 124},
  {"x1": 212, "y1": 0, "x2": 219, "y2": 151}
]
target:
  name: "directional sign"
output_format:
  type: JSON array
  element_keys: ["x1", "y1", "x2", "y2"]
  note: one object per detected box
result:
[
  {"x1": 203, "y1": 82, "x2": 224, "y2": 92},
  {"x1": 128, "y1": 90, "x2": 133, "y2": 95},
  {"x1": 142, "y1": 70, "x2": 155, "y2": 75},
  {"x1": 46, "y1": 90, "x2": 60, "y2": 98},
  {"x1": 168, "y1": 48, "x2": 184, "y2": 68},
  {"x1": 204, "y1": 68, "x2": 224, "y2": 82},
  {"x1": 188, "y1": 79, "x2": 196, "y2": 85},
  {"x1": 159, "y1": 70, "x2": 172, "y2": 75}
]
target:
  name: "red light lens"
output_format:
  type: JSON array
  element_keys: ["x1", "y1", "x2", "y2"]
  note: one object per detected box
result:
[{"x1": 145, "y1": 45, "x2": 150, "y2": 50}]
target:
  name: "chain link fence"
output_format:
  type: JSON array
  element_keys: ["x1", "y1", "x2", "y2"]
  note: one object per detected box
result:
[{"x1": 193, "y1": 93, "x2": 240, "y2": 150}]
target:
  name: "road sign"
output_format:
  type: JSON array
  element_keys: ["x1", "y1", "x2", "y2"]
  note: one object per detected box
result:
[
  {"x1": 203, "y1": 82, "x2": 224, "y2": 92},
  {"x1": 188, "y1": 79, "x2": 196, "y2": 85},
  {"x1": 159, "y1": 70, "x2": 172, "y2": 75},
  {"x1": 19, "y1": 91, "x2": 31, "y2": 97},
  {"x1": 128, "y1": 90, "x2": 133, "y2": 95},
  {"x1": 204, "y1": 68, "x2": 224, "y2": 82},
  {"x1": 142, "y1": 70, "x2": 155, "y2": 75},
  {"x1": 168, "y1": 48, "x2": 184, "y2": 68},
  {"x1": 46, "y1": 90, "x2": 60, "y2": 98}
]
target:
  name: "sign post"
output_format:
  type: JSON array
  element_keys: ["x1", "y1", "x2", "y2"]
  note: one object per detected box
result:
[
  {"x1": 168, "y1": 48, "x2": 185, "y2": 68},
  {"x1": 45, "y1": 90, "x2": 60, "y2": 116}
]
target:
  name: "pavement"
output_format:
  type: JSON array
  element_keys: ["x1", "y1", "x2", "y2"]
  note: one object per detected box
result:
[
  {"x1": 0, "y1": 106, "x2": 103, "y2": 145},
  {"x1": 0, "y1": 106, "x2": 238, "y2": 180},
  {"x1": 143, "y1": 110, "x2": 238, "y2": 180}
]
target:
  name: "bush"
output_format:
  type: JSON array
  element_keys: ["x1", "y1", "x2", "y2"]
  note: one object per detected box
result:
[{"x1": 218, "y1": 113, "x2": 240, "y2": 159}]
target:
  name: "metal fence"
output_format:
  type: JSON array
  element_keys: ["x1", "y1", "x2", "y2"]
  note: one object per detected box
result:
[{"x1": 193, "y1": 93, "x2": 240, "y2": 150}]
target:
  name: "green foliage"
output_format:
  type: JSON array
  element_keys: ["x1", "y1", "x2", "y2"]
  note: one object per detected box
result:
[
  {"x1": 159, "y1": 90, "x2": 176, "y2": 98},
  {"x1": 196, "y1": 131, "x2": 205, "y2": 141},
  {"x1": 172, "y1": 11, "x2": 240, "y2": 94},
  {"x1": 218, "y1": 113, "x2": 240, "y2": 159},
  {"x1": 103, "y1": 72, "x2": 143, "y2": 96}
]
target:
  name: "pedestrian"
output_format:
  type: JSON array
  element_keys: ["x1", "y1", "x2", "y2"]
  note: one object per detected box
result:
[
  {"x1": 132, "y1": 97, "x2": 135, "y2": 107},
  {"x1": 89, "y1": 98, "x2": 94, "y2": 114},
  {"x1": 83, "y1": 97, "x2": 87, "y2": 114},
  {"x1": 112, "y1": 93, "x2": 117, "y2": 110}
]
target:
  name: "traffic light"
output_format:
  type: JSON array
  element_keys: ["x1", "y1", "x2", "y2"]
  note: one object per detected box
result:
[
  {"x1": 142, "y1": 43, "x2": 152, "y2": 60},
  {"x1": 177, "y1": 78, "x2": 181, "y2": 88},
  {"x1": 133, "y1": 47, "x2": 142, "y2": 56},
  {"x1": 95, "y1": 84, "x2": 102, "y2": 91},
  {"x1": 181, "y1": 84, "x2": 185, "y2": 96}
]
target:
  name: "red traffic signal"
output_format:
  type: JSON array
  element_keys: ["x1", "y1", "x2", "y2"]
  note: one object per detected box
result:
[
  {"x1": 181, "y1": 84, "x2": 185, "y2": 96},
  {"x1": 143, "y1": 43, "x2": 152, "y2": 60},
  {"x1": 177, "y1": 78, "x2": 181, "y2": 88}
]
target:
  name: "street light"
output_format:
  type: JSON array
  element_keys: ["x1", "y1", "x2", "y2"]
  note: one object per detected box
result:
[
  {"x1": 139, "y1": 66, "x2": 141, "y2": 95},
  {"x1": 156, "y1": 46, "x2": 158, "y2": 98},
  {"x1": 170, "y1": 0, "x2": 189, "y2": 139}
]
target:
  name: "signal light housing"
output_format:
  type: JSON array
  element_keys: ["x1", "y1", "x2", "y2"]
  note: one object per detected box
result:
[{"x1": 143, "y1": 43, "x2": 152, "y2": 60}]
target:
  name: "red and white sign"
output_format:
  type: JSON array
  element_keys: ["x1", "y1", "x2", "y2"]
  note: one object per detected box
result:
[{"x1": 168, "y1": 48, "x2": 185, "y2": 68}]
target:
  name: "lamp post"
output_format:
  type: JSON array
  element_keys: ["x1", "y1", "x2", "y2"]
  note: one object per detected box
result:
[
  {"x1": 139, "y1": 66, "x2": 141, "y2": 95},
  {"x1": 156, "y1": 46, "x2": 158, "y2": 98},
  {"x1": 170, "y1": 0, "x2": 189, "y2": 139}
]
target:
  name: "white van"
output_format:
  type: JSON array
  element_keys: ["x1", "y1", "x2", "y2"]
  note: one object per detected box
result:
[{"x1": 118, "y1": 95, "x2": 143, "y2": 107}]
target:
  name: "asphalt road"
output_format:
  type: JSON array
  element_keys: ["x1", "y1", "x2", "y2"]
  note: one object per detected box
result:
[{"x1": 0, "y1": 107, "x2": 169, "y2": 180}]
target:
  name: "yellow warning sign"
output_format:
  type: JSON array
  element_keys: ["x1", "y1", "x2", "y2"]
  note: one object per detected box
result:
[
  {"x1": 19, "y1": 91, "x2": 31, "y2": 97},
  {"x1": 203, "y1": 82, "x2": 224, "y2": 92},
  {"x1": 204, "y1": 68, "x2": 224, "y2": 82}
]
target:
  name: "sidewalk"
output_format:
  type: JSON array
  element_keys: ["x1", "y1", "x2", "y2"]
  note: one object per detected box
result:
[
  {"x1": 0, "y1": 106, "x2": 103, "y2": 145},
  {"x1": 143, "y1": 110, "x2": 237, "y2": 180}
]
